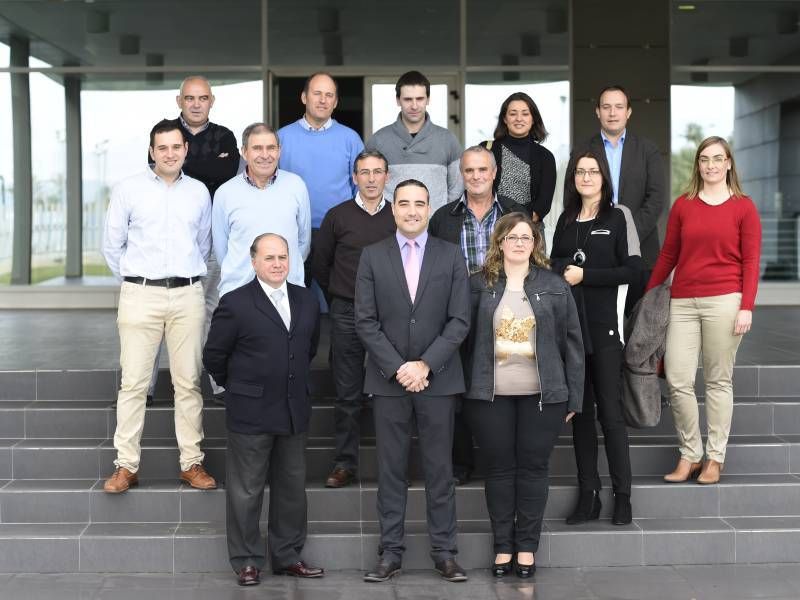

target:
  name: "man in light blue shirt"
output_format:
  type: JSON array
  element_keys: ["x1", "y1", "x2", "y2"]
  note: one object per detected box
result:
[
  {"x1": 213, "y1": 123, "x2": 311, "y2": 297},
  {"x1": 567, "y1": 85, "x2": 665, "y2": 268}
]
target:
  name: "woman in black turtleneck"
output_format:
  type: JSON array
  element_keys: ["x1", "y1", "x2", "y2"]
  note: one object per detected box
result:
[{"x1": 481, "y1": 92, "x2": 557, "y2": 228}]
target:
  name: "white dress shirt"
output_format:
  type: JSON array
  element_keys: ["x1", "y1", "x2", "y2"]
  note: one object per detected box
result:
[
  {"x1": 102, "y1": 169, "x2": 212, "y2": 280},
  {"x1": 258, "y1": 277, "x2": 292, "y2": 324}
]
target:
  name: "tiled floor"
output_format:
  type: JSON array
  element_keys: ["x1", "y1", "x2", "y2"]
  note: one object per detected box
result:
[
  {"x1": 1, "y1": 565, "x2": 800, "y2": 599},
  {"x1": 1, "y1": 306, "x2": 799, "y2": 370}
]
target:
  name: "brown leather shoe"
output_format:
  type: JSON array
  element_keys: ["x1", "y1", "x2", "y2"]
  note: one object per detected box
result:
[
  {"x1": 273, "y1": 560, "x2": 324, "y2": 578},
  {"x1": 103, "y1": 467, "x2": 138, "y2": 494},
  {"x1": 237, "y1": 565, "x2": 260, "y2": 586},
  {"x1": 663, "y1": 458, "x2": 703, "y2": 483},
  {"x1": 180, "y1": 463, "x2": 217, "y2": 490},
  {"x1": 325, "y1": 467, "x2": 356, "y2": 488},
  {"x1": 697, "y1": 459, "x2": 723, "y2": 484}
]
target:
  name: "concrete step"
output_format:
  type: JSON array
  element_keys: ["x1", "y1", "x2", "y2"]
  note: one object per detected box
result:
[
  {"x1": 2, "y1": 516, "x2": 800, "y2": 572},
  {"x1": 2, "y1": 435, "x2": 799, "y2": 481},
  {"x1": 1, "y1": 364, "x2": 798, "y2": 402},
  {"x1": 3, "y1": 475, "x2": 800, "y2": 526},
  {"x1": 3, "y1": 398, "x2": 800, "y2": 441}
]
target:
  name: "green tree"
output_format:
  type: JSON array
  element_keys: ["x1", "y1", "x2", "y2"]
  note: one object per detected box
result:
[{"x1": 671, "y1": 123, "x2": 705, "y2": 200}]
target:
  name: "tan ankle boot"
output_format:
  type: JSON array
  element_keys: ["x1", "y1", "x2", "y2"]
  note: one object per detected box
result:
[
  {"x1": 697, "y1": 459, "x2": 723, "y2": 484},
  {"x1": 663, "y1": 458, "x2": 703, "y2": 483}
]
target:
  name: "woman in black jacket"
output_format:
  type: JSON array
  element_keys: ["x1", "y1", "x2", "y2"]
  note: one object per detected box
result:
[
  {"x1": 481, "y1": 92, "x2": 557, "y2": 226},
  {"x1": 551, "y1": 151, "x2": 643, "y2": 526},
  {"x1": 463, "y1": 212, "x2": 584, "y2": 578}
]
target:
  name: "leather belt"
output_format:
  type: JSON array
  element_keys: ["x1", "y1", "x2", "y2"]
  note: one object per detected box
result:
[{"x1": 123, "y1": 276, "x2": 201, "y2": 288}]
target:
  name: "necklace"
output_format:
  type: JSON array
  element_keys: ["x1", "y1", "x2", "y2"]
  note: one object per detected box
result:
[{"x1": 573, "y1": 215, "x2": 596, "y2": 266}]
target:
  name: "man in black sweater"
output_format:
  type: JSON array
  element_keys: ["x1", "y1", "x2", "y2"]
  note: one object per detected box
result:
[
  {"x1": 312, "y1": 150, "x2": 396, "y2": 488},
  {"x1": 144, "y1": 76, "x2": 241, "y2": 406},
  {"x1": 429, "y1": 145, "x2": 519, "y2": 485}
]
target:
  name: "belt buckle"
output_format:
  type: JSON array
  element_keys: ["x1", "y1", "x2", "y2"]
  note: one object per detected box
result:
[{"x1": 164, "y1": 278, "x2": 175, "y2": 289}]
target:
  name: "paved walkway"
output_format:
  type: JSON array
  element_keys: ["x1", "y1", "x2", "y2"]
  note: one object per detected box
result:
[
  {"x1": 1, "y1": 564, "x2": 799, "y2": 599},
  {"x1": 1, "y1": 306, "x2": 799, "y2": 370}
]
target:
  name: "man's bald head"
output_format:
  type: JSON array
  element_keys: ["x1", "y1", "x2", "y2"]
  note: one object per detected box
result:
[{"x1": 176, "y1": 75, "x2": 215, "y2": 130}]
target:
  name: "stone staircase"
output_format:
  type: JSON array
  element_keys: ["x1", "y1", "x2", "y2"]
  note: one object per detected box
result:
[{"x1": 0, "y1": 365, "x2": 799, "y2": 573}]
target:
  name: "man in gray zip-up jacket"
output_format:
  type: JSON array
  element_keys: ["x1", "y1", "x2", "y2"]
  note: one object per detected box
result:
[{"x1": 365, "y1": 71, "x2": 463, "y2": 212}]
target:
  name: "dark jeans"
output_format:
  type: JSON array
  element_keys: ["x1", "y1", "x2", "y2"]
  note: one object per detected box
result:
[
  {"x1": 226, "y1": 430, "x2": 308, "y2": 572},
  {"x1": 571, "y1": 345, "x2": 632, "y2": 495},
  {"x1": 373, "y1": 393, "x2": 457, "y2": 564},
  {"x1": 329, "y1": 297, "x2": 367, "y2": 471},
  {"x1": 465, "y1": 395, "x2": 566, "y2": 554}
]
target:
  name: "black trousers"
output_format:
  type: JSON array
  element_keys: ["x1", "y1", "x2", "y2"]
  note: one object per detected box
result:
[
  {"x1": 373, "y1": 393, "x2": 457, "y2": 564},
  {"x1": 329, "y1": 297, "x2": 367, "y2": 471},
  {"x1": 571, "y1": 345, "x2": 632, "y2": 495},
  {"x1": 465, "y1": 395, "x2": 566, "y2": 554},
  {"x1": 226, "y1": 429, "x2": 308, "y2": 572},
  {"x1": 452, "y1": 400, "x2": 475, "y2": 477}
]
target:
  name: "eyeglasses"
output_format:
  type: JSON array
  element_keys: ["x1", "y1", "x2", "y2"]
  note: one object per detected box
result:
[
  {"x1": 356, "y1": 168, "x2": 387, "y2": 177},
  {"x1": 698, "y1": 155, "x2": 727, "y2": 166},
  {"x1": 575, "y1": 168, "x2": 602, "y2": 178},
  {"x1": 504, "y1": 234, "x2": 534, "y2": 245}
]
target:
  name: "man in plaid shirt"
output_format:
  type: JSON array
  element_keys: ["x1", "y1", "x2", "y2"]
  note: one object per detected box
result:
[{"x1": 428, "y1": 145, "x2": 520, "y2": 485}]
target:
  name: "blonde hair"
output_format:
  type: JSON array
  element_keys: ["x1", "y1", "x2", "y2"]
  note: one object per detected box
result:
[
  {"x1": 685, "y1": 136, "x2": 745, "y2": 199},
  {"x1": 482, "y1": 213, "x2": 549, "y2": 287}
]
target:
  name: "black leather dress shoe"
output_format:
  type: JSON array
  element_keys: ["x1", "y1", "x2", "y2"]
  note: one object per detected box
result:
[
  {"x1": 435, "y1": 558, "x2": 468, "y2": 582},
  {"x1": 364, "y1": 560, "x2": 402, "y2": 582},
  {"x1": 516, "y1": 560, "x2": 536, "y2": 578},
  {"x1": 566, "y1": 489, "x2": 601, "y2": 525},
  {"x1": 491, "y1": 559, "x2": 513, "y2": 577},
  {"x1": 612, "y1": 493, "x2": 632, "y2": 525},
  {"x1": 237, "y1": 566, "x2": 260, "y2": 586},
  {"x1": 272, "y1": 561, "x2": 324, "y2": 578}
]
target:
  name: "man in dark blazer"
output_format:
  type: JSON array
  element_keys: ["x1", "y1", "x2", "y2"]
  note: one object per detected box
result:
[
  {"x1": 203, "y1": 233, "x2": 323, "y2": 587},
  {"x1": 355, "y1": 179, "x2": 471, "y2": 583},
  {"x1": 568, "y1": 85, "x2": 666, "y2": 269}
]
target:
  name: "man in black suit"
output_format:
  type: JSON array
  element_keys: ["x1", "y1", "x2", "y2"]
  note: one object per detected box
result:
[
  {"x1": 203, "y1": 233, "x2": 323, "y2": 587},
  {"x1": 568, "y1": 85, "x2": 666, "y2": 269},
  {"x1": 355, "y1": 179, "x2": 471, "y2": 583}
]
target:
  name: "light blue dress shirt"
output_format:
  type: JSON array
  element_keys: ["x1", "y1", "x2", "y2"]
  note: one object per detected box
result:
[{"x1": 601, "y1": 129, "x2": 626, "y2": 204}]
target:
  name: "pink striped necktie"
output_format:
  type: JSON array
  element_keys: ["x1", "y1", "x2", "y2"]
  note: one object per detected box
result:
[{"x1": 404, "y1": 240, "x2": 420, "y2": 302}]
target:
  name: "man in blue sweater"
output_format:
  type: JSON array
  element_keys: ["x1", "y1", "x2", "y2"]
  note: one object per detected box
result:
[{"x1": 278, "y1": 72, "x2": 364, "y2": 231}]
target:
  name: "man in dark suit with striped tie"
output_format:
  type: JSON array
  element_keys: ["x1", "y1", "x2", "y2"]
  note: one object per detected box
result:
[{"x1": 203, "y1": 233, "x2": 323, "y2": 587}]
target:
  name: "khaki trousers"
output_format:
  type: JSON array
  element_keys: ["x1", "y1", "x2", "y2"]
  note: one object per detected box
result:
[
  {"x1": 114, "y1": 280, "x2": 206, "y2": 473},
  {"x1": 665, "y1": 293, "x2": 743, "y2": 463}
]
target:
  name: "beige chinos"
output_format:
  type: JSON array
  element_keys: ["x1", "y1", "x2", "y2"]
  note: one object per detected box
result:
[
  {"x1": 114, "y1": 280, "x2": 207, "y2": 473},
  {"x1": 664, "y1": 292, "x2": 743, "y2": 463}
]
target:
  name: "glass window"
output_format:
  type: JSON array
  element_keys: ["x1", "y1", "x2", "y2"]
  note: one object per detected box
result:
[
  {"x1": 466, "y1": 0, "x2": 569, "y2": 66},
  {"x1": 268, "y1": 0, "x2": 459, "y2": 65},
  {"x1": 0, "y1": 1, "x2": 261, "y2": 67},
  {"x1": 80, "y1": 74, "x2": 262, "y2": 278},
  {"x1": 671, "y1": 73, "x2": 800, "y2": 282},
  {"x1": 30, "y1": 62, "x2": 67, "y2": 284},
  {"x1": 0, "y1": 43, "x2": 12, "y2": 283},
  {"x1": 672, "y1": 1, "x2": 800, "y2": 67},
  {"x1": 465, "y1": 72, "x2": 570, "y2": 250}
]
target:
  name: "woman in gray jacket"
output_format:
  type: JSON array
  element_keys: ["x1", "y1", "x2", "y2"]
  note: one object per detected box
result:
[{"x1": 463, "y1": 212, "x2": 584, "y2": 578}]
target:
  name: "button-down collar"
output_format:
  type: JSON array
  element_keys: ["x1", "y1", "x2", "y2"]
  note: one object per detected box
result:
[{"x1": 301, "y1": 116, "x2": 333, "y2": 131}]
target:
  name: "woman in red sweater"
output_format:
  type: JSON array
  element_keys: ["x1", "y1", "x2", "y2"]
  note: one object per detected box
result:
[{"x1": 647, "y1": 136, "x2": 761, "y2": 485}]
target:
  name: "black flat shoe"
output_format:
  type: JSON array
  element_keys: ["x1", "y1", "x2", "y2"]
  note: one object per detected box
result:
[
  {"x1": 515, "y1": 561, "x2": 536, "y2": 578},
  {"x1": 566, "y1": 489, "x2": 601, "y2": 525},
  {"x1": 491, "y1": 559, "x2": 513, "y2": 577},
  {"x1": 612, "y1": 493, "x2": 632, "y2": 525}
]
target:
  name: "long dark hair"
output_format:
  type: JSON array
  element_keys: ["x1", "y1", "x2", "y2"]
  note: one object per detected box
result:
[
  {"x1": 493, "y1": 92, "x2": 548, "y2": 142},
  {"x1": 562, "y1": 151, "x2": 614, "y2": 224}
]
